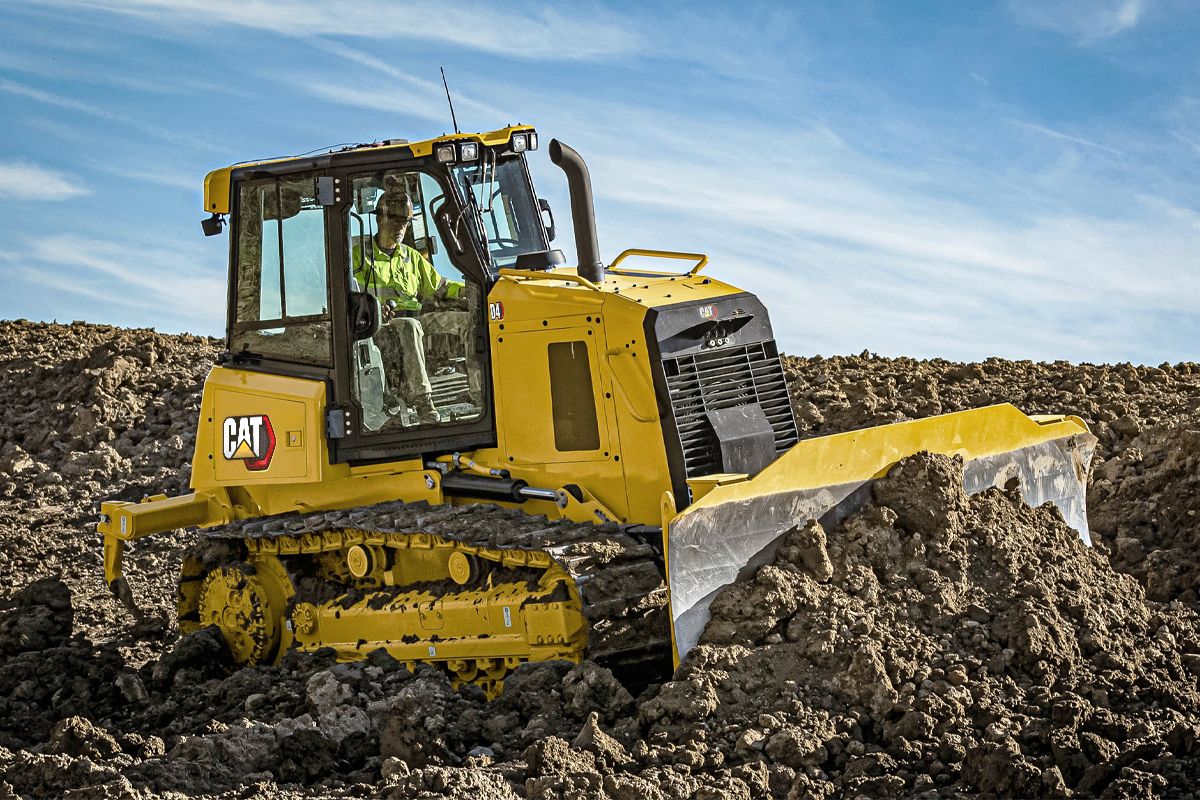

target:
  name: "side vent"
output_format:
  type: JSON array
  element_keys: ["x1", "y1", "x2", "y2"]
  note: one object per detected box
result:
[{"x1": 661, "y1": 340, "x2": 798, "y2": 478}]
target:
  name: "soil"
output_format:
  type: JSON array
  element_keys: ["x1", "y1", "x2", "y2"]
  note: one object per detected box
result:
[{"x1": 1, "y1": 321, "x2": 1198, "y2": 798}]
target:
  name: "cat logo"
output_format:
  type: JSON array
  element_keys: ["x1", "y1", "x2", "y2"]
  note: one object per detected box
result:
[
  {"x1": 489, "y1": 301, "x2": 504, "y2": 321},
  {"x1": 699, "y1": 304, "x2": 719, "y2": 319},
  {"x1": 222, "y1": 415, "x2": 276, "y2": 471}
]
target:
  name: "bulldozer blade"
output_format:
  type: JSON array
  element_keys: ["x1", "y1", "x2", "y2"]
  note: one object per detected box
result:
[{"x1": 664, "y1": 404, "x2": 1096, "y2": 664}]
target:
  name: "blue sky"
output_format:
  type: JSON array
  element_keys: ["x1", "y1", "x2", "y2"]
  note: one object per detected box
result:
[{"x1": 0, "y1": 0, "x2": 1196, "y2": 363}]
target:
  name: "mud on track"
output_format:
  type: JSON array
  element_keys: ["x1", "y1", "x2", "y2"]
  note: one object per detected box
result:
[{"x1": 1, "y1": 322, "x2": 1198, "y2": 798}]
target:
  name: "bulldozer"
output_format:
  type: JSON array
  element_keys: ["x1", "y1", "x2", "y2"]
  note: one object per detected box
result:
[{"x1": 99, "y1": 126, "x2": 1097, "y2": 696}]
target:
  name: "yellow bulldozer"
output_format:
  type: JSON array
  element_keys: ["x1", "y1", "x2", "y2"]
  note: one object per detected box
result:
[{"x1": 99, "y1": 126, "x2": 1096, "y2": 696}]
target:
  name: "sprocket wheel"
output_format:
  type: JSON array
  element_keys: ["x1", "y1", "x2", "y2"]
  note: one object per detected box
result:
[{"x1": 197, "y1": 564, "x2": 279, "y2": 665}]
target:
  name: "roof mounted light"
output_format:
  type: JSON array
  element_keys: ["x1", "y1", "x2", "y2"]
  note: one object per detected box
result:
[
  {"x1": 511, "y1": 131, "x2": 538, "y2": 153},
  {"x1": 435, "y1": 144, "x2": 456, "y2": 163},
  {"x1": 459, "y1": 142, "x2": 480, "y2": 160}
]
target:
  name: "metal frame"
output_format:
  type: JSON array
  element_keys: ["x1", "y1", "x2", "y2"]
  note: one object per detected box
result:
[{"x1": 220, "y1": 145, "x2": 538, "y2": 465}]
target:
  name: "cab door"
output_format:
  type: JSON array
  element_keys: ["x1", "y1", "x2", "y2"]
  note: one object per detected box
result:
[{"x1": 327, "y1": 164, "x2": 496, "y2": 463}]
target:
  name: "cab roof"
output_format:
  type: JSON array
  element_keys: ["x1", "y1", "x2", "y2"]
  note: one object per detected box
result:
[{"x1": 202, "y1": 124, "x2": 535, "y2": 216}]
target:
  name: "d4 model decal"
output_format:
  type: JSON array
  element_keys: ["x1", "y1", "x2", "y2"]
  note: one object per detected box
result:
[{"x1": 222, "y1": 415, "x2": 276, "y2": 471}]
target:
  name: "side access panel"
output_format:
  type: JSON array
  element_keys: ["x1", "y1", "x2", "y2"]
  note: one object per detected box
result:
[{"x1": 192, "y1": 367, "x2": 331, "y2": 487}]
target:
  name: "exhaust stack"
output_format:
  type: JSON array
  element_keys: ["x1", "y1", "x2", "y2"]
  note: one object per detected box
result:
[{"x1": 548, "y1": 139, "x2": 604, "y2": 284}]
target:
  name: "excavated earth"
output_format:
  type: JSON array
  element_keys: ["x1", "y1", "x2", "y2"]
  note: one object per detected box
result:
[{"x1": 1, "y1": 320, "x2": 1199, "y2": 799}]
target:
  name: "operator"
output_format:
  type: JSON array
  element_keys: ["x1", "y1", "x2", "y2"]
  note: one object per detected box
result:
[{"x1": 352, "y1": 190, "x2": 463, "y2": 424}]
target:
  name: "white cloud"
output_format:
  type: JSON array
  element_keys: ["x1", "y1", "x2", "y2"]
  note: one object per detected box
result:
[
  {"x1": 500, "y1": 89, "x2": 1199, "y2": 363},
  {"x1": 86, "y1": 162, "x2": 197, "y2": 193},
  {"x1": 0, "y1": 161, "x2": 89, "y2": 200},
  {"x1": 0, "y1": 76, "x2": 222, "y2": 152},
  {"x1": 1010, "y1": 120, "x2": 1125, "y2": 157},
  {"x1": 307, "y1": 39, "x2": 510, "y2": 124},
  {"x1": 0, "y1": 76, "x2": 120, "y2": 120},
  {"x1": 34, "y1": 0, "x2": 643, "y2": 61},
  {"x1": 20, "y1": 234, "x2": 225, "y2": 325},
  {"x1": 1008, "y1": 0, "x2": 1147, "y2": 43},
  {"x1": 300, "y1": 81, "x2": 456, "y2": 125}
]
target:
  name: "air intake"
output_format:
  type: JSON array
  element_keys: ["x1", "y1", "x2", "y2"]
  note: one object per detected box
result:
[{"x1": 661, "y1": 340, "x2": 799, "y2": 479}]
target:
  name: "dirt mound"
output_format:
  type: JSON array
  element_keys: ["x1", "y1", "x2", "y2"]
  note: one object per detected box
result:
[
  {"x1": 0, "y1": 577, "x2": 72, "y2": 655},
  {"x1": 785, "y1": 352, "x2": 1200, "y2": 610},
  {"x1": 1090, "y1": 426, "x2": 1200, "y2": 604},
  {"x1": 0, "y1": 583, "x2": 637, "y2": 797},
  {"x1": 0, "y1": 319, "x2": 218, "y2": 507},
  {"x1": 640, "y1": 452, "x2": 1200, "y2": 797},
  {"x1": 0, "y1": 580, "x2": 130, "y2": 751},
  {"x1": 2, "y1": 321, "x2": 1199, "y2": 797},
  {"x1": 0, "y1": 319, "x2": 217, "y2": 641},
  {"x1": 783, "y1": 353, "x2": 1200, "y2": 460}
]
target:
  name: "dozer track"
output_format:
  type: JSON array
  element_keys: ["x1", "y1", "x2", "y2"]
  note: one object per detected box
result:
[{"x1": 176, "y1": 501, "x2": 670, "y2": 696}]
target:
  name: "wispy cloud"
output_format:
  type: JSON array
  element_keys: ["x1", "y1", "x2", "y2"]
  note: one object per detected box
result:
[
  {"x1": 1008, "y1": 0, "x2": 1147, "y2": 43},
  {"x1": 300, "y1": 82, "x2": 455, "y2": 125},
  {"x1": 14, "y1": 234, "x2": 224, "y2": 324},
  {"x1": 504, "y1": 86, "x2": 1198, "y2": 363},
  {"x1": 0, "y1": 75, "x2": 120, "y2": 120},
  {"x1": 0, "y1": 47, "x2": 250, "y2": 98},
  {"x1": 306, "y1": 38, "x2": 510, "y2": 124},
  {"x1": 0, "y1": 75, "x2": 222, "y2": 152},
  {"x1": 1010, "y1": 120, "x2": 1125, "y2": 157},
  {"x1": 82, "y1": 160, "x2": 197, "y2": 193},
  {"x1": 32, "y1": 0, "x2": 643, "y2": 61},
  {"x1": 0, "y1": 161, "x2": 89, "y2": 200}
]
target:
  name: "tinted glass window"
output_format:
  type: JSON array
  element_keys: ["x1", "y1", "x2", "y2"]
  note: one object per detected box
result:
[
  {"x1": 346, "y1": 168, "x2": 485, "y2": 433},
  {"x1": 231, "y1": 177, "x2": 331, "y2": 364},
  {"x1": 451, "y1": 156, "x2": 546, "y2": 269}
]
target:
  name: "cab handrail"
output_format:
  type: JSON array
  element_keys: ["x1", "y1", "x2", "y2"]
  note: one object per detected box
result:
[
  {"x1": 497, "y1": 268, "x2": 602, "y2": 291},
  {"x1": 607, "y1": 248, "x2": 709, "y2": 277}
]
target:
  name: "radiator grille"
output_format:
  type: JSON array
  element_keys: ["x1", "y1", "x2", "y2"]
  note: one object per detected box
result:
[{"x1": 661, "y1": 341, "x2": 799, "y2": 478}]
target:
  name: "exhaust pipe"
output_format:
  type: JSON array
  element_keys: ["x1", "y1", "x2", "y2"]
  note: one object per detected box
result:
[{"x1": 548, "y1": 139, "x2": 604, "y2": 283}]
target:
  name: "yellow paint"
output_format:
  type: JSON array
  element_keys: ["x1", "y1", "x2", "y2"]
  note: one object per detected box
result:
[
  {"x1": 119, "y1": 134, "x2": 1099, "y2": 687},
  {"x1": 685, "y1": 473, "x2": 750, "y2": 503},
  {"x1": 195, "y1": 368, "x2": 329, "y2": 486},
  {"x1": 178, "y1": 525, "x2": 583, "y2": 698},
  {"x1": 679, "y1": 404, "x2": 1090, "y2": 517},
  {"x1": 473, "y1": 266, "x2": 746, "y2": 524},
  {"x1": 608, "y1": 248, "x2": 709, "y2": 276},
  {"x1": 494, "y1": 326, "x2": 612, "y2": 464},
  {"x1": 202, "y1": 125, "x2": 536, "y2": 214}
]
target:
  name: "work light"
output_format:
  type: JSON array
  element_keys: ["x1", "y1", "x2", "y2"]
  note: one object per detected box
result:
[
  {"x1": 459, "y1": 142, "x2": 480, "y2": 160},
  {"x1": 435, "y1": 144, "x2": 456, "y2": 163}
]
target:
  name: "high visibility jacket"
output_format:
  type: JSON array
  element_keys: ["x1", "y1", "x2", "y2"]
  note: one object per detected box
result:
[{"x1": 352, "y1": 238, "x2": 462, "y2": 312}]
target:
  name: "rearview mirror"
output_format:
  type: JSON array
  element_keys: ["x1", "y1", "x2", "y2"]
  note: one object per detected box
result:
[{"x1": 539, "y1": 198, "x2": 556, "y2": 242}]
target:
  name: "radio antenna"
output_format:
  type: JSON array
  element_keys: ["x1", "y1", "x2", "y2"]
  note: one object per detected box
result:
[{"x1": 440, "y1": 67, "x2": 460, "y2": 135}]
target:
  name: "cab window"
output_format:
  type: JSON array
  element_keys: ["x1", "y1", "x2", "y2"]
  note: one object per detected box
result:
[
  {"x1": 451, "y1": 155, "x2": 547, "y2": 269},
  {"x1": 231, "y1": 177, "x2": 331, "y2": 364},
  {"x1": 346, "y1": 169, "x2": 484, "y2": 433}
]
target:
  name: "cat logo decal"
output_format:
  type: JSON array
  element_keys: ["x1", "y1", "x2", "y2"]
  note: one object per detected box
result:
[{"x1": 222, "y1": 415, "x2": 276, "y2": 471}]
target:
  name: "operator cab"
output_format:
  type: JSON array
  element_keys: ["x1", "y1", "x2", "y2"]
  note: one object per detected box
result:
[{"x1": 206, "y1": 126, "x2": 557, "y2": 462}]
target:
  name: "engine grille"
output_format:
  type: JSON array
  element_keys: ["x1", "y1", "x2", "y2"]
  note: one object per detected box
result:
[{"x1": 661, "y1": 340, "x2": 799, "y2": 478}]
